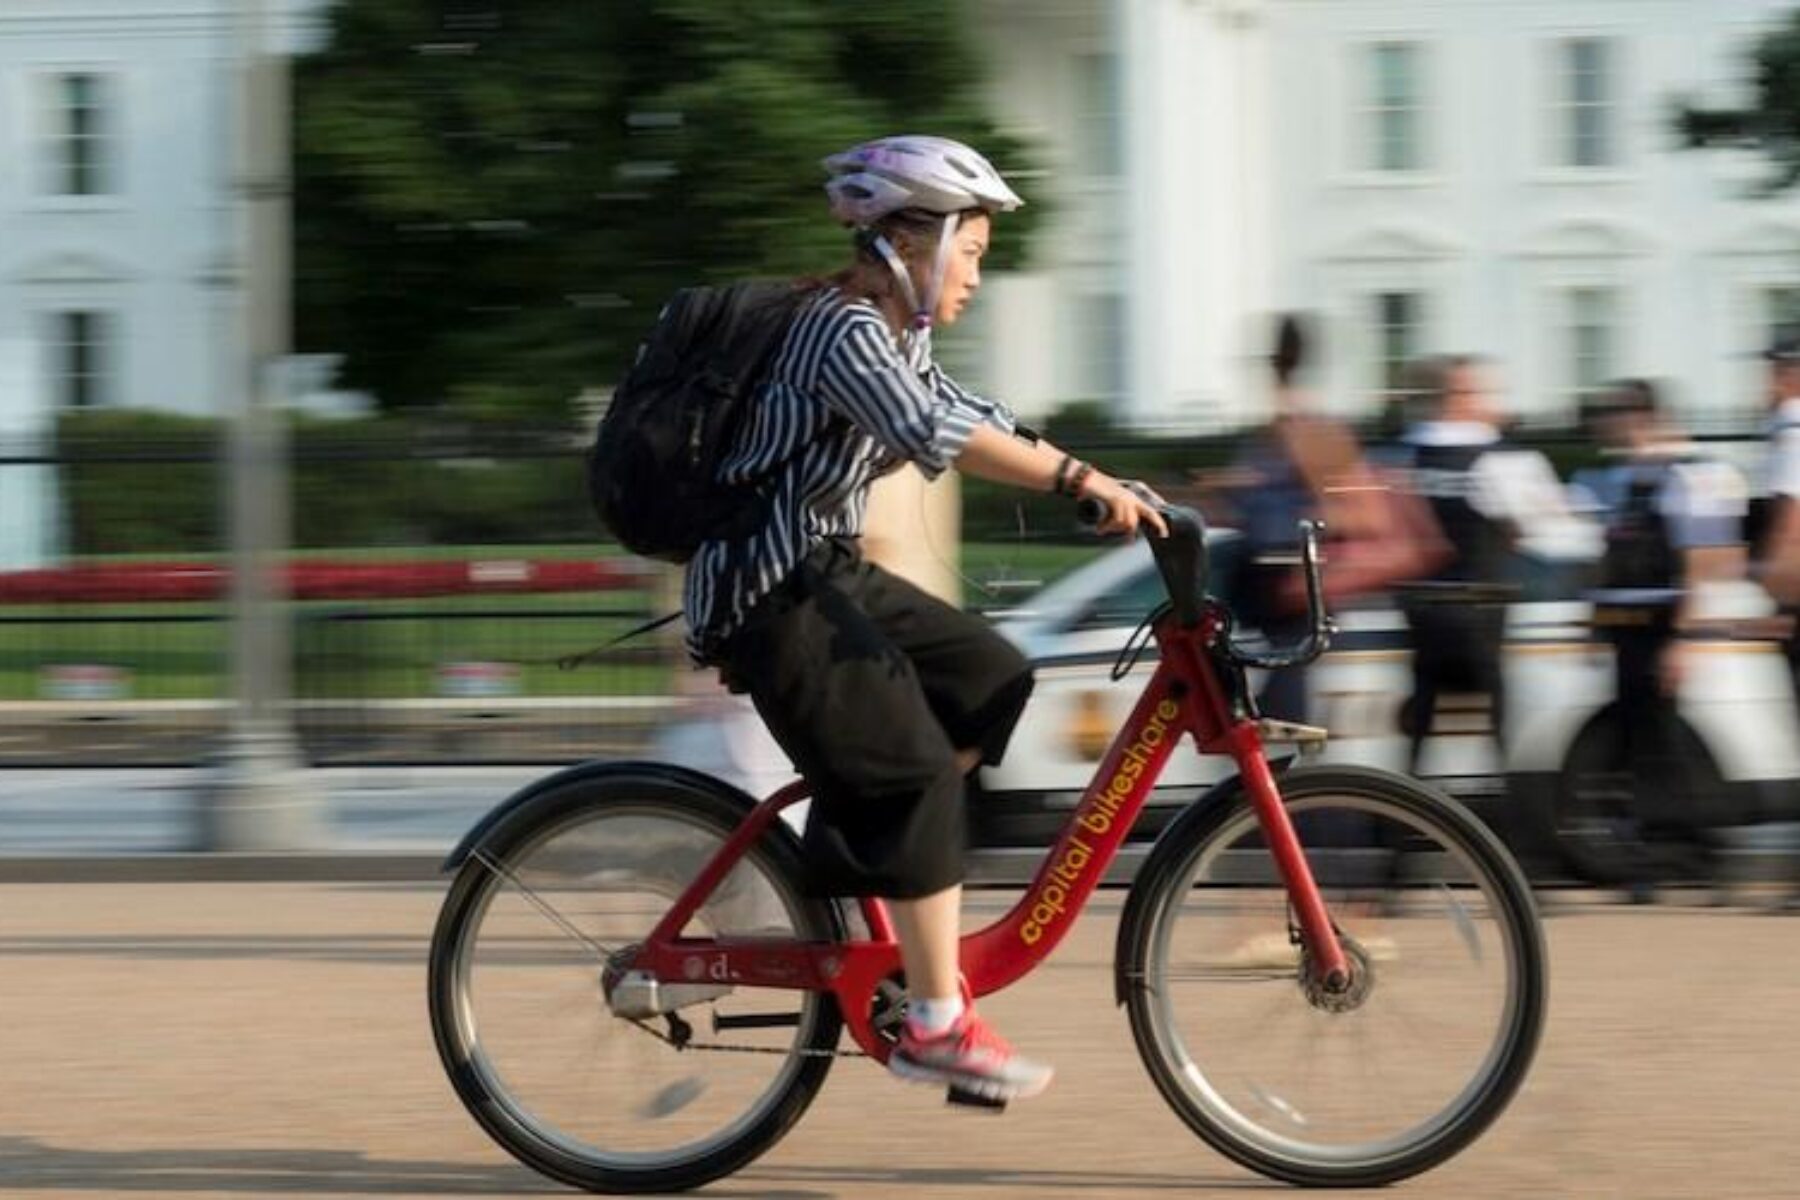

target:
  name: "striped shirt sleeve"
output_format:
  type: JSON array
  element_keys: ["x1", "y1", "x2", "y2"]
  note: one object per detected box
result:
[
  {"x1": 814, "y1": 308, "x2": 981, "y2": 480},
  {"x1": 925, "y1": 362, "x2": 1016, "y2": 435}
]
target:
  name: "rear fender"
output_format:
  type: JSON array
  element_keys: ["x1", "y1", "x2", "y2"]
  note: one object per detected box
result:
[{"x1": 439, "y1": 759, "x2": 769, "y2": 872}]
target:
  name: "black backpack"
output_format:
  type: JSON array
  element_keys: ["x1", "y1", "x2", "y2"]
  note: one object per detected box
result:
[
  {"x1": 1601, "y1": 465, "x2": 1678, "y2": 592},
  {"x1": 587, "y1": 280, "x2": 807, "y2": 562}
]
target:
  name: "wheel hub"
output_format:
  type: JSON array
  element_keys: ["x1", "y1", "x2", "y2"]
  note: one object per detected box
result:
[{"x1": 1300, "y1": 937, "x2": 1374, "y2": 1013}]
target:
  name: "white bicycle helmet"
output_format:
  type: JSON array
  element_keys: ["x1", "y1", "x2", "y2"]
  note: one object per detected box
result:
[{"x1": 823, "y1": 135, "x2": 1024, "y2": 227}]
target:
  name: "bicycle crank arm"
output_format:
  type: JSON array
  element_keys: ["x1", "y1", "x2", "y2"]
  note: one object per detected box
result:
[{"x1": 712, "y1": 1011, "x2": 804, "y2": 1031}]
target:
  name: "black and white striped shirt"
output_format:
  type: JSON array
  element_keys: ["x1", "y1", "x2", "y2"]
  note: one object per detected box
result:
[{"x1": 683, "y1": 287, "x2": 1015, "y2": 660}]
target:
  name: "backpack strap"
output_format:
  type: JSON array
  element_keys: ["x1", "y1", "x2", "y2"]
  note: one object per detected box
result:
[{"x1": 555, "y1": 610, "x2": 683, "y2": 671}]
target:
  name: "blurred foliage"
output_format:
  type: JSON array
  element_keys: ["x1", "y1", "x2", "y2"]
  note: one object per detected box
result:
[
  {"x1": 55, "y1": 409, "x2": 223, "y2": 556},
  {"x1": 295, "y1": 0, "x2": 1043, "y2": 418},
  {"x1": 53, "y1": 408, "x2": 1610, "y2": 556},
  {"x1": 55, "y1": 410, "x2": 593, "y2": 554},
  {"x1": 1672, "y1": 10, "x2": 1800, "y2": 192},
  {"x1": 1040, "y1": 399, "x2": 1119, "y2": 447}
]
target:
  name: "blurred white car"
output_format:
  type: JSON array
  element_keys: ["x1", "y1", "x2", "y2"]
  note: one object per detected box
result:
[{"x1": 653, "y1": 532, "x2": 1800, "y2": 884}]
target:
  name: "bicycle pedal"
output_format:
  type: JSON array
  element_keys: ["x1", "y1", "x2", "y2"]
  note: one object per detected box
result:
[
  {"x1": 945, "y1": 1086, "x2": 1007, "y2": 1112},
  {"x1": 1256, "y1": 717, "x2": 1329, "y2": 746}
]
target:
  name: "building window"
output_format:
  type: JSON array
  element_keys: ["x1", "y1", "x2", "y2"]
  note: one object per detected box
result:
[
  {"x1": 42, "y1": 72, "x2": 115, "y2": 196},
  {"x1": 1074, "y1": 52, "x2": 1122, "y2": 178},
  {"x1": 47, "y1": 311, "x2": 114, "y2": 409},
  {"x1": 1373, "y1": 291, "x2": 1425, "y2": 399},
  {"x1": 1563, "y1": 286, "x2": 1618, "y2": 403},
  {"x1": 1366, "y1": 43, "x2": 1424, "y2": 172},
  {"x1": 1557, "y1": 39, "x2": 1615, "y2": 169}
]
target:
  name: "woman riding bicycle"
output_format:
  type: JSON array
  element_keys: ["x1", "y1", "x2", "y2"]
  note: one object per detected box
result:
[{"x1": 684, "y1": 135, "x2": 1165, "y2": 1101}]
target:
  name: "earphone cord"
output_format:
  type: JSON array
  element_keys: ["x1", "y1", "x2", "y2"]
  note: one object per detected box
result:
[{"x1": 914, "y1": 480, "x2": 1030, "y2": 606}]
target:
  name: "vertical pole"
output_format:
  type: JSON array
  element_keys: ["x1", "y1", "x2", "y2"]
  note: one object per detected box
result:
[{"x1": 203, "y1": 0, "x2": 319, "y2": 850}]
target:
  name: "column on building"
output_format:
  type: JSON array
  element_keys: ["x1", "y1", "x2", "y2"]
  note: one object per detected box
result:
[{"x1": 1120, "y1": 0, "x2": 1272, "y2": 432}]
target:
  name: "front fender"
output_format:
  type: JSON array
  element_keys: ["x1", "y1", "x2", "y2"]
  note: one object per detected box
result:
[{"x1": 439, "y1": 759, "x2": 765, "y2": 873}]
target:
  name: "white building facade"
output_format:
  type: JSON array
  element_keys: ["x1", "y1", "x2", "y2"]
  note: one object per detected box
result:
[
  {"x1": 0, "y1": 0, "x2": 319, "y2": 566},
  {"x1": 969, "y1": 0, "x2": 1800, "y2": 433},
  {"x1": 5, "y1": 1, "x2": 1799, "y2": 457},
  {"x1": 1265, "y1": 0, "x2": 1800, "y2": 429},
  {"x1": 0, "y1": 0, "x2": 320, "y2": 419},
  {"x1": 967, "y1": 0, "x2": 1274, "y2": 432}
]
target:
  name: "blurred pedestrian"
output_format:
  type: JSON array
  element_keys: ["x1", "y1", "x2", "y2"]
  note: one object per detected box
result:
[
  {"x1": 1394, "y1": 356, "x2": 1565, "y2": 775},
  {"x1": 1748, "y1": 333, "x2": 1800, "y2": 911},
  {"x1": 1586, "y1": 379, "x2": 1747, "y2": 899},
  {"x1": 1217, "y1": 315, "x2": 1444, "y2": 724},
  {"x1": 1216, "y1": 315, "x2": 1327, "y2": 722}
]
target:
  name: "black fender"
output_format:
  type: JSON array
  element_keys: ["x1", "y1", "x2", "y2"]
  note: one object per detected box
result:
[{"x1": 440, "y1": 758, "x2": 778, "y2": 873}]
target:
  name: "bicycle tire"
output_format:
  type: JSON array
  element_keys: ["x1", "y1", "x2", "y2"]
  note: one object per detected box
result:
[
  {"x1": 1118, "y1": 765, "x2": 1546, "y2": 1187},
  {"x1": 428, "y1": 767, "x2": 844, "y2": 1193},
  {"x1": 1551, "y1": 705, "x2": 1720, "y2": 886}
]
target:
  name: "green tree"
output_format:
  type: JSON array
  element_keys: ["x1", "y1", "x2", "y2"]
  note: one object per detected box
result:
[
  {"x1": 295, "y1": 0, "x2": 1041, "y2": 418},
  {"x1": 1673, "y1": 11, "x2": 1800, "y2": 191}
]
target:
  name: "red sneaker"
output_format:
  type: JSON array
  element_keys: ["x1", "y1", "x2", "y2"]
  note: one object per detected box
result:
[{"x1": 889, "y1": 1010, "x2": 1054, "y2": 1101}]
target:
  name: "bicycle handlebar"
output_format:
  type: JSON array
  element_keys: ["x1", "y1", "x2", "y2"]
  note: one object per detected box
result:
[
  {"x1": 1229, "y1": 519, "x2": 1334, "y2": 672},
  {"x1": 1077, "y1": 497, "x2": 1334, "y2": 669}
]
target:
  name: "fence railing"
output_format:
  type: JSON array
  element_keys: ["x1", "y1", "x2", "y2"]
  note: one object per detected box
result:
[
  {"x1": 0, "y1": 605, "x2": 672, "y2": 766},
  {"x1": 5, "y1": 419, "x2": 1779, "y2": 767}
]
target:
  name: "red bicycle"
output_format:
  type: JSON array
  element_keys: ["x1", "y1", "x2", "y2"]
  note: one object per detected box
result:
[{"x1": 428, "y1": 507, "x2": 1546, "y2": 1192}]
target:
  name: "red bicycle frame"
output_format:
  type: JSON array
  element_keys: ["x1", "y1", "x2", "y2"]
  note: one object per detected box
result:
[{"x1": 632, "y1": 603, "x2": 1348, "y2": 1061}]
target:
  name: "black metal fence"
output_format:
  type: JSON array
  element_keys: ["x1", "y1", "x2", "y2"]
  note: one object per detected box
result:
[
  {"x1": 0, "y1": 420, "x2": 1109, "y2": 766},
  {"x1": 0, "y1": 423, "x2": 679, "y2": 766},
  {"x1": 0, "y1": 604, "x2": 675, "y2": 766},
  {"x1": 4, "y1": 418, "x2": 1774, "y2": 767}
]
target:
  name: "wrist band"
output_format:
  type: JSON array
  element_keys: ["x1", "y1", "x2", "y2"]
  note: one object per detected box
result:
[
  {"x1": 1052, "y1": 454, "x2": 1075, "y2": 496},
  {"x1": 1068, "y1": 461, "x2": 1095, "y2": 497}
]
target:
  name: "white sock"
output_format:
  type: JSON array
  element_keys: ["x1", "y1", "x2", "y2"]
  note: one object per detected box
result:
[{"x1": 906, "y1": 995, "x2": 966, "y2": 1037}]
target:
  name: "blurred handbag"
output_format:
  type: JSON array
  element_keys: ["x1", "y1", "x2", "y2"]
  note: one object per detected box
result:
[{"x1": 1274, "y1": 465, "x2": 1451, "y2": 612}]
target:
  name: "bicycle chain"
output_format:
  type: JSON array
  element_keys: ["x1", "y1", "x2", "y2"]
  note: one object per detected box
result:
[{"x1": 624, "y1": 1016, "x2": 871, "y2": 1059}]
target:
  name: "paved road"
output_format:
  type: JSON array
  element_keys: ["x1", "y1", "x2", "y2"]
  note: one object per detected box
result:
[{"x1": 0, "y1": 882, "x2": 1795, "y2": 1199}]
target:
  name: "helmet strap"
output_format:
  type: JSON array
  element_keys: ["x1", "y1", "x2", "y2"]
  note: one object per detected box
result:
[
  {"x1": 870, "y1": 233, "x2": 924, "y2": 323},
  {"x1": 869, "y1": 212, "x2": 962, "y2": 364},
  {"x1": 920, "y1": 212, "x2": 960, "y2": 329}
]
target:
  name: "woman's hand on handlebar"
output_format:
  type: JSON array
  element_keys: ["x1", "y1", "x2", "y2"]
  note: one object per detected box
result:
[{"x1": 1081, "y1": 471, "x2": 1169, "y2": 539}]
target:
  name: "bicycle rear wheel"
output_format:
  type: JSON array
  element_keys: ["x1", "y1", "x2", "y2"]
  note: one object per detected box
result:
[
  {"x1": 428, "y1": 769, "x2": 843, "y2": 1193},
  {"x1": 1121, "y1": 766, "x2": 1545, "y2": 1187}
]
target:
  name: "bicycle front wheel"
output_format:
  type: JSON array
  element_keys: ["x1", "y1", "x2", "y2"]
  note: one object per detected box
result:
[
  {"x1": 428, "y1": 769, "x2": 844, "y2": 1193},
  {"x1": 1122, "y1": 766, "x2": 1545, "y2": 1187}
]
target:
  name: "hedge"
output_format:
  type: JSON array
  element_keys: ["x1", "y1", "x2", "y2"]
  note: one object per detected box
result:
[{"x1": 50, "y1": 407, "x2": 1602, "y2": 556}]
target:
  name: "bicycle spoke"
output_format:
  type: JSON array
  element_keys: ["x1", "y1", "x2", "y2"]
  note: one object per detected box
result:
[
  {"x1": 433, "y1": 789, "x2": 846, "y2": 1192},
  {"x1": 473, "y1": 846, "x2": 614, "y2": 964},
  {"x1": 1435, "y1": 883, "x2": 1484, "y2": 963},
  {"x1": 1130, "y1": 775, "x2": 1543, "y2": 1185}
]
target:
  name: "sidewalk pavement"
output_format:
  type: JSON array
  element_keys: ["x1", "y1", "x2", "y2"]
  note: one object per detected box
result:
[{"x1": 0, "y1": 767, "x2": 539, "y2": 878}]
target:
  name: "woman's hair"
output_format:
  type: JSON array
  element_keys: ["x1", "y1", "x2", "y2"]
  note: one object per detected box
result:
[
  {"x1": 803, "y1": 207, "x2": 987, "y2": 330},
  {"x1": 1605, "y1": 377, "x2": 1661, "y2": 415},
  {"x1": 1271, "y1": 314, "x2": 1309, "y2": 387}
]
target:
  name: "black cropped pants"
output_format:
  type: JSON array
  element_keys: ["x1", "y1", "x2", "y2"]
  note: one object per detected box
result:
[{"x1": 716, "y1": 539, "x2": 1035, "y2": 898}]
